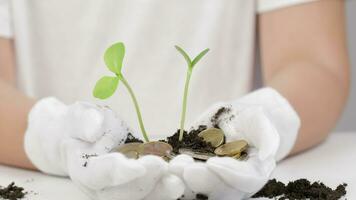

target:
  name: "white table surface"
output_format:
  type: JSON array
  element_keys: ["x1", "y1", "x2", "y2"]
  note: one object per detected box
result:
[{"x1": 1, "y1": 132, "x2": 355, "y2": 200}]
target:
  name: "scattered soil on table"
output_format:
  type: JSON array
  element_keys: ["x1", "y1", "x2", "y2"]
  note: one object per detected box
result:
[
  {"x1": 124, "y1": 133, "x2": 144, "y2": 144},
  {"x1": 164, "y1": 125, "x2": 216, "y2": 154},
  {"x1": 252, "y1": 178, "x2": 347, "y2": 200},
  {"x1": 0, "y1": 182, "x2": 27, "y2": 200}
]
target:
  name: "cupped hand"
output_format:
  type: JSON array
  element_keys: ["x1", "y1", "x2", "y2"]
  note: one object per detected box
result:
[
  {"x1": 25, "y1": 98, "x2": 185, "y2": 200},
  {"x1": 25, "y1": 98, "x2": 130, "y2": 175},
  {"x1": 168, "y1": 88, "x2": 300, "y2": 200},
  {"x1": 66, "y1": 141, "x2": 184, "y2": 200}
]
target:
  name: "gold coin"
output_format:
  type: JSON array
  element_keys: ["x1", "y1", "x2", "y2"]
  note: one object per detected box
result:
[
  {"x1": 198, "y1": 128, "x2": 225, "y2": 147},
  {"x1": 113, "y1": 142, "x2": 142, "y2": 153},
  {"x1": 112, "y1": 142, "x2": 143, "y2": 159},
  {"x1": 179, "y1": 148, "x2": 215, "y2": 161},
  {"x1": 232, "y1": 153, "x2": 241, "y2": 159},
  {"x1": 140, "y1": 141, "x2": 173, "y2": 157},
  {"x1": 214, "y1": 140, "x2": 248, "y2": 156},
  {"x1": 122, "y1": 150, "x2": 139, "y2": 159}
]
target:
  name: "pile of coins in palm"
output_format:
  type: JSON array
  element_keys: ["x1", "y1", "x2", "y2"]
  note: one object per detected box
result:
[{"x1": 114, "y1": 128, "x2": 249, "y2": 161}]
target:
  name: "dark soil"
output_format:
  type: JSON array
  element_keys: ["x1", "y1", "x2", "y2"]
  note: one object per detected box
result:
[
  {"x1": 164, "y1": 125, "x2": 216, "y2": 154},
  {"x1": 164, "y1": 106, "x2": 232, "y2": 155},
  {"x1": 0, "y1": 182, "x2": 26, "y2": 200},
  {"x1": 82, "y1": 153, "x2": 98, "y2": 167},
  {"x1": 211, "y1": 107, "x2": 232, "y2": 128},
  {"x1": 195, "y1": 193, "x2": 209, "y2": 200},
  {"x1": 81, "y1": 154, "x2": 98, "y2": 159},
  {"x1": 162, "y1": 106, "x2": 233, "y2": 156},
  {"x1": 124, "y1": 133, "x2": 144, "y2": 144},
  {"x1": 124, "y1": 106, "x2": 232, "y2": 155},
  {"x1": 177, "y1": 193, "x2": 209, "y2": 200},
  {"x1": 252, "y1": 179, "x2": 347, "y2": 200}
]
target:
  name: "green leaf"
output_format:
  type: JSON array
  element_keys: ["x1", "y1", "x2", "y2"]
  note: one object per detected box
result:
[
  {"x1": 104, "y1": 42, "x2": 125, "y2": 74},
  {"x1": 93, "y1": 76, "x2": 119, "y2": 99},
  {"x1": 191, "y1": 48, "x2": 209, "y2": 69},
  {"x1": 175, "y1": 45, "x2": 192, "y2": 68}
]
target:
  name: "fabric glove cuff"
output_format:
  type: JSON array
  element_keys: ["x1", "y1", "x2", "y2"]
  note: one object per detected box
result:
[{"x1": 24, "y1": 97, "x2": 68, "y2": 176}]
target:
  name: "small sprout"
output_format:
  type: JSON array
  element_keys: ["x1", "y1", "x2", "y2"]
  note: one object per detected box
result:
[
  {"x1": 93, "y1": 42, "x2": 150, "y2": 142},
  {"x1": 175, "y1": 45, "x2": 210, "y2": 141}
]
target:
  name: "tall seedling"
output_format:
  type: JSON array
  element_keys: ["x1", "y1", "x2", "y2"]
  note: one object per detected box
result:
[
  {"x1": 175, "y1": 46, "x2": 209, "y2": 141},
  {"x1": 93, "y1": 42, "x2": 150, "y2": 142}
]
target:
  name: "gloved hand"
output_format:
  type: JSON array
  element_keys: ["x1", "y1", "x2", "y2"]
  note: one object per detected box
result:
[
  {"x1": 25, "y1": 98, "x2": 185, "y2": 200},
  {"x1": 24, "y1": 97, "x2": 130, "y2": 176},
  {"x1": 169, "y1": 87, "x2": 301, "y2": 200},
  {"x1": 66, "y1": 140, "x2": 184, "y2": 200}
]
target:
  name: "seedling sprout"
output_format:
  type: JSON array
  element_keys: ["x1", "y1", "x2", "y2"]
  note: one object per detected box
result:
[
  {"x1": 93, "y1": 42, "x2": 150, "y2": 142},
  {"x1": 175, "y1": 46, "x2": 209, "y2": 141}
]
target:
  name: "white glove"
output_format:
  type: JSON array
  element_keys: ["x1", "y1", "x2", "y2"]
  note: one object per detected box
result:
[
  {"x1": 25, "y1": 97, "x2": 185, "y2": 200},
  {"x1": 169, "y1": 87, "x2": 301, "y2": 200},
  {"x1": 66, "y1": 140, "x2": 184, "y2": 200},
  {"x1": 25, "y1": 97, "x2": 129, "y2": 176}
]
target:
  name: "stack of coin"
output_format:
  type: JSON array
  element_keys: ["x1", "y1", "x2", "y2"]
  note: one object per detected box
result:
[
  {"x1": 181, "y1": 127, "x2": 249, "y2": 161},
  {"x1": 178, "y1": 148, "x2": 215, "y2": 161},
  {"x1": 114, "y1": 128, "x2": 249, "y2": 162},
  {"x1": 113, "y1": 141, "x2": 173, "y2": 160}
]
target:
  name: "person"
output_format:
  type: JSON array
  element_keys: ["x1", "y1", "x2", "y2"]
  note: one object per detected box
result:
[{"x1": 0, "y1": 0, "x2": 350, "y2": 199}]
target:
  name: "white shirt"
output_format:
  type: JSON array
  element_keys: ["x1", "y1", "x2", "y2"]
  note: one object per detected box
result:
[{"x1": 0, "y1": 0, "x2": 315, "y2": 136}]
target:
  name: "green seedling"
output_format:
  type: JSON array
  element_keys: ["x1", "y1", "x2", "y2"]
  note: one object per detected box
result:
[
  {"x1": 175, "y1": 45, "x2": 209, "y2": 141},
  {"x1": 93, "y1": 42, "x2": 150, "y2": 142}
]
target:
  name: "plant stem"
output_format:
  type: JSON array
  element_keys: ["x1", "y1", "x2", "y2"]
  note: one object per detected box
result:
[
  {"x1": 179, "y1": 70, "x2": 192, "y2": 141},
  {"x1": 118, "y1": 74, "x2": 150, "y2": 142}
]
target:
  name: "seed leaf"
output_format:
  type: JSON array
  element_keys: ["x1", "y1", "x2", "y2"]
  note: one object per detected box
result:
[
  {"x1": 104, "y1": 42, "x2": 125, "y2": 74},
  {"x1": 175, "y1": 45, "x2": 192, "y2": 69},
  {"x1": 93, "y1": 76, "x2": 119, "y2": 99},
  {"x1": 191, "y1": 48, "x2": 209, "y2": 69}
]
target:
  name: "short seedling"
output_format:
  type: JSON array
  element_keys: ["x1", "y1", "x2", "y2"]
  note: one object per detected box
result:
[
  {"x1": 93, "y1": 42, "x2": 150, "y2": 142},
  {"x1": 175, "y1": 46, "x2": 209, "y2": 141}
]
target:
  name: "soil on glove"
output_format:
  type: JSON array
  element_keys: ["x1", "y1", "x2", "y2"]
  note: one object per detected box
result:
[
  {"x1": 124, "y1": 133, "x2": 144, "y2": 144},
  {"x1": 162, "y1": 106, "x2": 234, "y2": 156},
  {"x1": 165, "y1": 125, "x2": 216, "y2": 154},
  {"x1": 124, "y1": 106, "x2": 232, "y2": 155},
  {"x1": 82, "y1": 153, "x2": 98, "y2": 167},
  {"x1": 0, "y1": 182, "x2": 27, "y2": 200},
  {"x1": 177, "y1": 193, "x2": 209, "y2": 200},
  {"x1": 252, "y1": 178, "x2": 347, "y2": 200},
  {"x1": 211, "y1": 107, "x2": 232, "y2": 128},
  {"x1": 195, "y1": 193, "x2": 209, "y2": 200}
]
